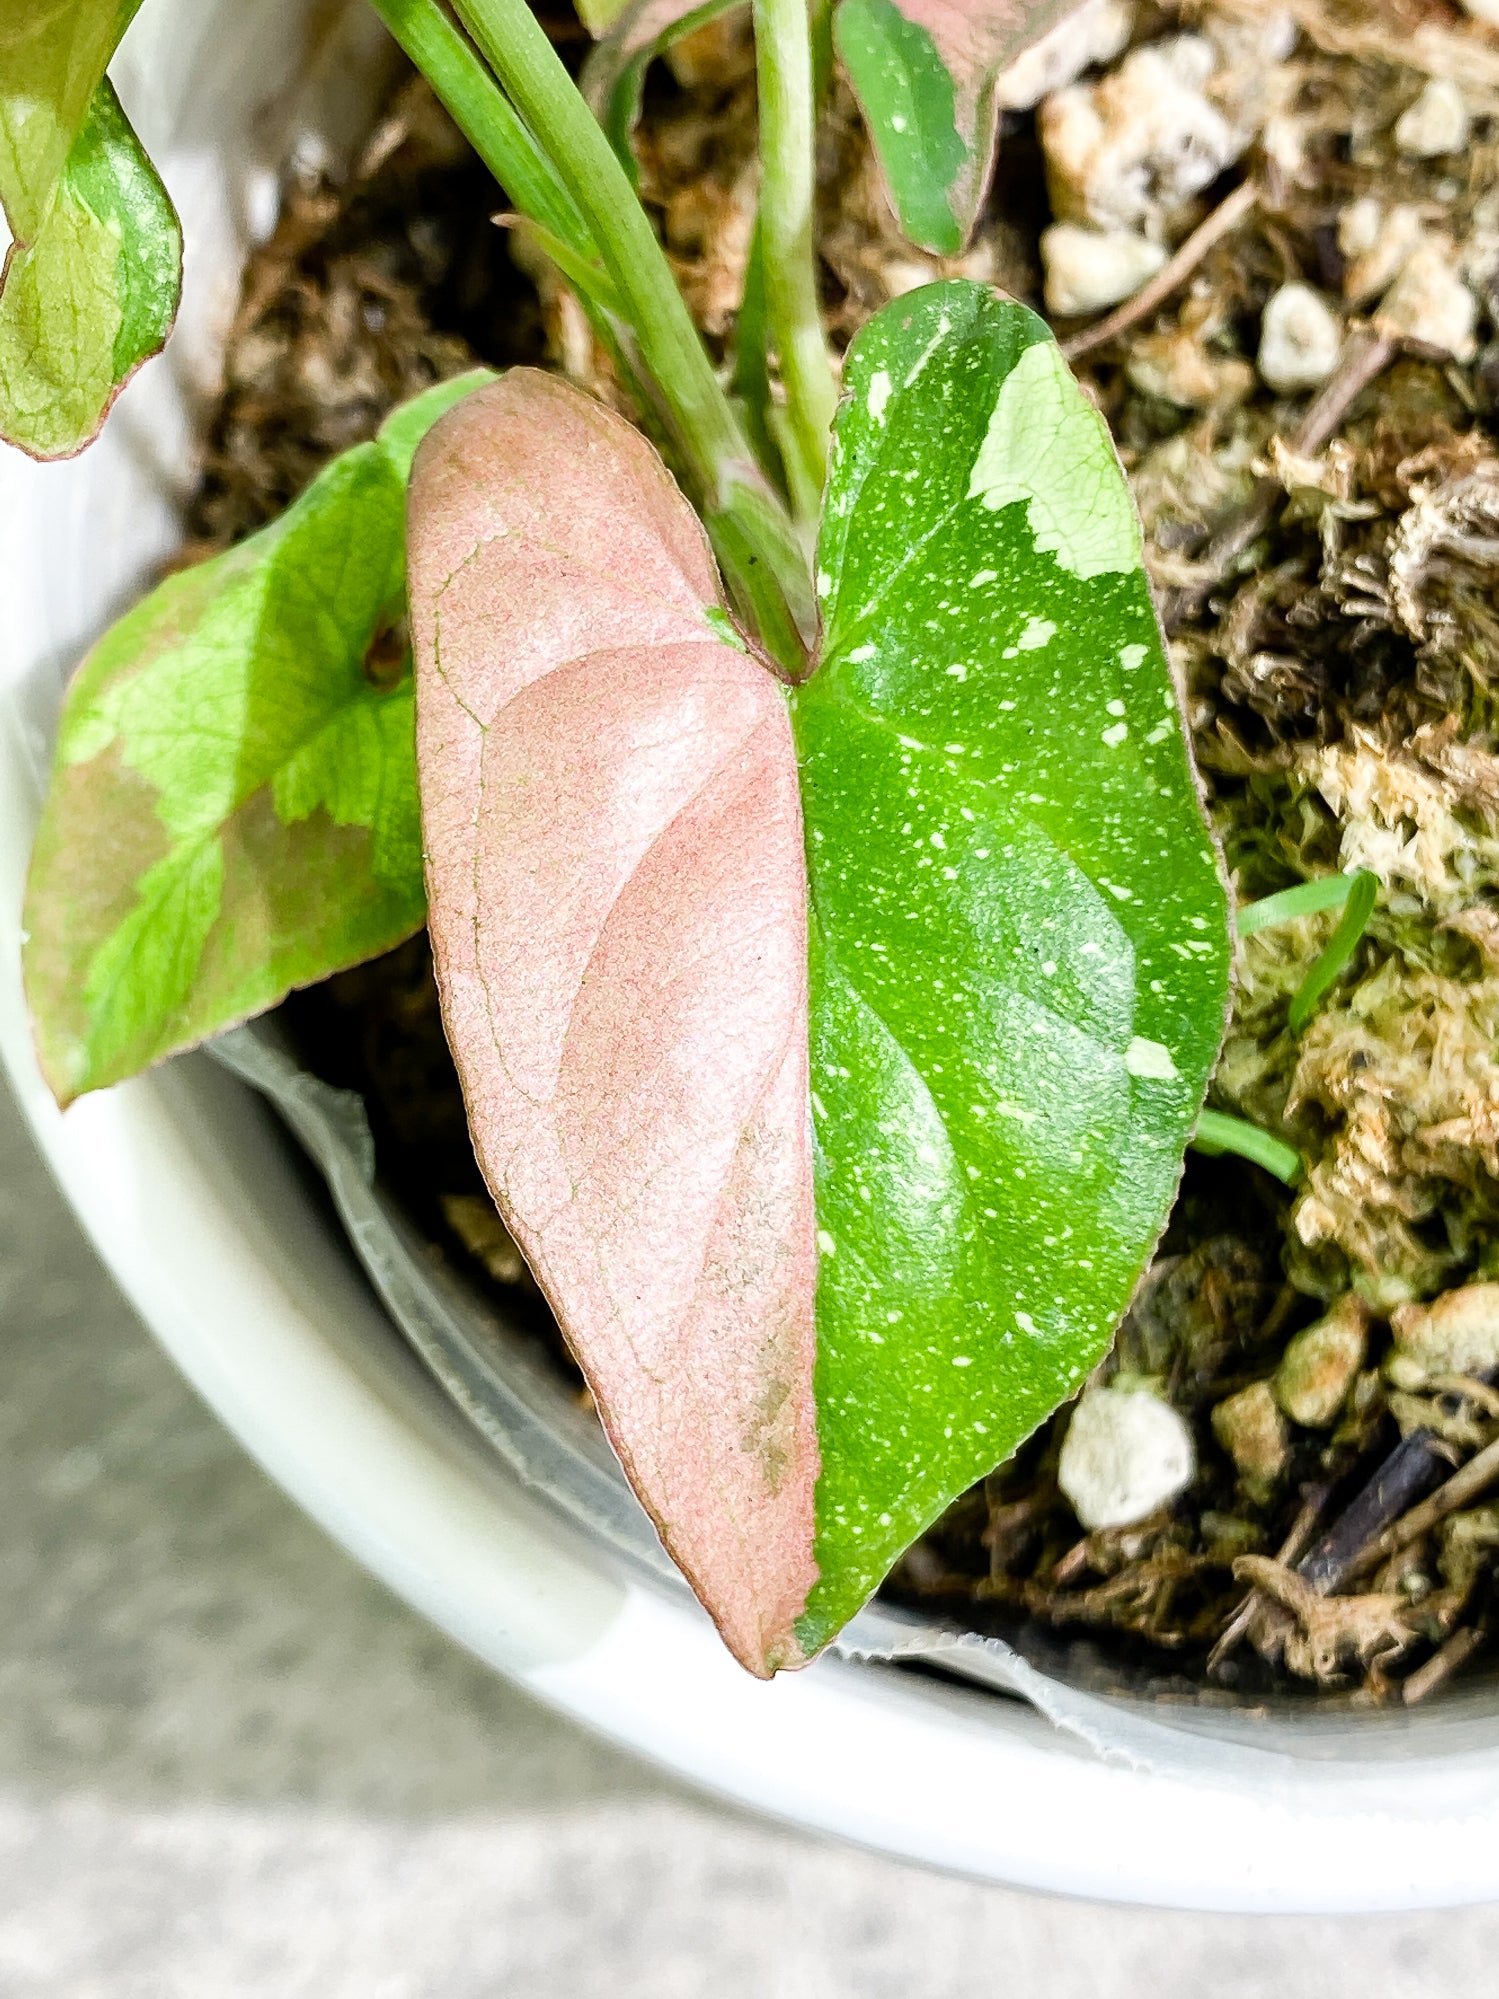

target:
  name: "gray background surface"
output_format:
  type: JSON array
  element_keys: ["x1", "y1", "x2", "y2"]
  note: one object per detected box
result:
[{"x1": 3, "y1": 1071, "x2": 1498, "y2": 1996}]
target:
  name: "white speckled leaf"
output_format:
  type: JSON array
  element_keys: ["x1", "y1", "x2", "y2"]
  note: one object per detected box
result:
[
  {"x1": 789, "y1": 283, "x2": 1229, "y2": 1649},
  {"x1": 834, "y1": 0, "x2": 1076, "y2": 253}
]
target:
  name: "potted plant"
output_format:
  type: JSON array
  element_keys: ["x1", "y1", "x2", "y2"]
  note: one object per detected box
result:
[{"x1": 9, "y1": 0, "x2": 1499, "y2": 1908}]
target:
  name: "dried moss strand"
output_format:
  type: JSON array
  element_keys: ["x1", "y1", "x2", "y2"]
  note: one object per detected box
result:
[
  {"x1": 1286, "y1": 870, "x2": 1378, "y2": 1034},
  {"x1": 1402, "y1": 1624, "x2": 1484, "y2": 1706},
  {"x1": 1191, "y1": 1111, "x2": 1301, "y2": 1183},
  {"x1": 1167, "y1": 330, "x2": 1398, "y2": 628},
  {"x1": 1208, "y1": 1484, "x2": 1334, "y2": 1675}
]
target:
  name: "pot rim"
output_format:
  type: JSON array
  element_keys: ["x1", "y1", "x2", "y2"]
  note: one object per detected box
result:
[{"x1": 8, "y1": 0, "x2": 1499, "y2": 1911}]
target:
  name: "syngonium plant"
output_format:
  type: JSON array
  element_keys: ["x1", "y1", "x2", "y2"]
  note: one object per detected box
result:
[{"x1": 12, "y1": 0, "x2": 1279, "y2": 1675}]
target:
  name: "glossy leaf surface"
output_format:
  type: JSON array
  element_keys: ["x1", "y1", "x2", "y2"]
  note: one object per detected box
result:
[
  {"x1": 408, "y1": 371, "x2": 820, "y2": 1678},
  {"x1": 834, "y1": 0, "x2": 1077, "y2": 253},
  {"x1": 23, "y1": 372, "x2": 491, "y2": 1102},
  {"x1": 0, "y1": 2, "x2": 182, "y2": 457},
  {"x1": 789, "y1": 282, "x2": 1229, "y2": 1645}
]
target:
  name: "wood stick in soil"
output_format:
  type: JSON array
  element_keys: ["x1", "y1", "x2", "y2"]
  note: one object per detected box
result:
[
  {"x1": 1296, "y1": 1428, "x2": 1454, "y2": 1594},
  {"x1": 1344, "y1": 1432, "x2": 1499, "y2": 1586},
  {"x1": 1060, "y1": 181, "x2": 1260, "y2": 364},
  {"x1": 1299, "y1": 1365, "x2": 1499, "y2": 1595},
  {"x1": 1401, "y1": 1624, "x2": 1485, "y2": 1707}
]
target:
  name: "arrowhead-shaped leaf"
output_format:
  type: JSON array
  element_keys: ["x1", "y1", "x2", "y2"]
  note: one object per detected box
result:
[
  {"x1": 407, "y1": 371, "x2": 821, "y2": 1677},
  {"x1": 409, "y1": 300, "x2": 1227, "y2": 1668},
  {"x1": 0, "y1": 3, "x2": 182, "y2": 458},
  {"x1": 23, "y1": 371, "x2": 492, "y2": 1103},
  {"x1": 834, "y1": 0, "x2": 1078, "y2": 254},
  {"x1": 788, "y1": 281, "x2": 1229, "y2": 1647}
]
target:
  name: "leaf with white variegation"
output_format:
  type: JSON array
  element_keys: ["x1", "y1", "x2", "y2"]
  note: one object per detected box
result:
[
  {"x1": 408, "y1": 293, "x2": 1228, "y2": 1670},
  {"x1": 23, "y1": 371, "x2": 492, "y2": 1104},
  {"x1": 790, "y1": 281, "x2": 1229, "y2": 1646},
  {"x1": 0, "y1": 1, "x2": 182, "y2": 457},
  {"x1": 834, "y1": 0, "x2": 1079, "y2": 253}
]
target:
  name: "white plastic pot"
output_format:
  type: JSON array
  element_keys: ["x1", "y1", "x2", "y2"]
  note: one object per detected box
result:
[{"x1": 7, "y1": 0, "x2": 1499, "y2": 1915}]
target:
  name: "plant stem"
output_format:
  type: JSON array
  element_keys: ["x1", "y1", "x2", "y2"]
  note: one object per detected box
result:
[
  {"x1": 446, "y1": 0, "x2": 811, "y2": 662},
  {"x1": 363, "y1": 0, "x2": 591, "y2": 255},
  {"x1": 452, "y1": 0, "x2": 722, "y2": 464},
  {"x1": 1286, "y1": 869, "x2": 1377, "y2": 1034},
  {"x1": 366, "y1": 0, "x2": 677, "y2": 484},
  {"x1": 752, "y1": 0, "x2": 837, "y2": 520}
]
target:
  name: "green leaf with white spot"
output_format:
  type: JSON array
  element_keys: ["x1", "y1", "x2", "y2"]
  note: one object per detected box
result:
[
  {"x1": 834, "y1": 0, "x2": 1078, "y2": 255},
  {"x1": 23, "y1": 371, "x2": 494, "y2": 1104},
  {"x1": 789, "y1": 283, "x2": 1229, "y2": 1648},
  {"x1": 0, "y1": 1, "x2": 183, "y2": 458}
]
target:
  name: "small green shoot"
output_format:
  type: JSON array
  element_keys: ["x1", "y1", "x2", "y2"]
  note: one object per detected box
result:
[
  {"x1": 1287, "y1": 870, "x2": 1379, "y2": 1035},
  {"x1": 1236, "y1": 870, "x2": 1371, "y2": 938},
  {"x1": 1192, "y1": 1111, "x2": 1302, "y2": 1186}
]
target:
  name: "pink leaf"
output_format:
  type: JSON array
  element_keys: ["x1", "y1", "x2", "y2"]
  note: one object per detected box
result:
[{"x1": 408, "y1": 371, "x2": 819, "y2": 1675}]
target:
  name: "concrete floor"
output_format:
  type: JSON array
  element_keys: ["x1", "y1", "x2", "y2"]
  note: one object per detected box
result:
[{"x1": 4, "y1": 1076, "x2": 1499, "y2": 1995}]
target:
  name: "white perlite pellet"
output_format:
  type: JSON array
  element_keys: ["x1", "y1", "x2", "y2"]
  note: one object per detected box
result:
[
  {"x1": 1040, "y1": 37, "x2": 1243, "y2": 239},
  {"x1": 1375, "y1": 241, "x2": 1479, "y2": 362},
  {"x1": 1258, "y1": 282, "x2": 1342, "y2": 394},
  {"x1": 995, "y1": 0, "x2": 1134, "y2": 113},
  {"x1": 1040, "y1": 224, "x2": 1167, "y2": 317},
  {"x1": 1394, "y1": 79, "x2": 1470, "y2": 159},
  {"x1": 1391, "y1": 1282, "x2": 1499, "y2": 1384},
  {"x1": 1058, "y1": 1385, "x2": 1196, "y2": 1531}
]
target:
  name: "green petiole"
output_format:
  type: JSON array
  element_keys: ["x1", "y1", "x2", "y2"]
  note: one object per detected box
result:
[
  {"x1": 1191, "y1": 1111, "x2": 1302, "y2": 1185},
  {"x1": 495, "y1": 215, "x2": 623, "y2": 317},
  {"x1": 447, "y1": 0, "x2": 813, "y2": 664},
  {"x1": 730, "y1": 215, "x2": 785, "y2": 495},
  {"x1": 363, "y1": 0, "x2": 594, "y2": 258},
  {"x1": 363, "y1": 0, "x2": 667, "y2": 459},
  {"x1": 1287, "y1": 869, "x2": 1378, "y2": 1034},
  {"x1": 752, "y1": 0, "x2": 838, "y2": 521}
]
